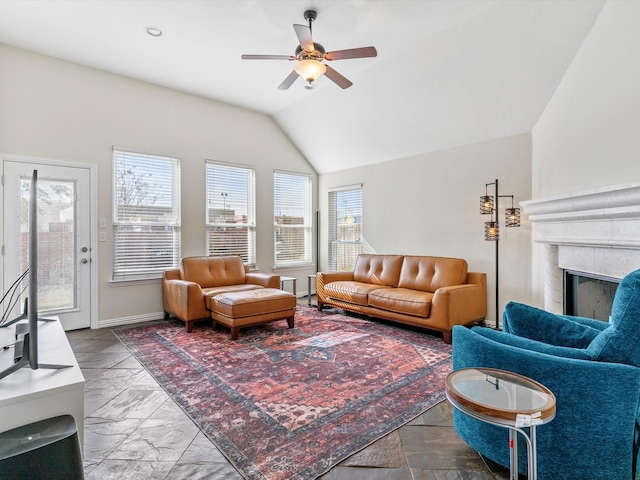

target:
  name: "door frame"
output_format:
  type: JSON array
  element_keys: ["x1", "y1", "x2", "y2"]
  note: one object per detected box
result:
[{"x1": 1, "y1": 153, "x2": 98, "y2": 329}]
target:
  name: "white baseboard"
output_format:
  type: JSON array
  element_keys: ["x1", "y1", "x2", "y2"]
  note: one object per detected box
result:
[{"x1": 98, "y1": 312, "x2": 165, "y2": 329}]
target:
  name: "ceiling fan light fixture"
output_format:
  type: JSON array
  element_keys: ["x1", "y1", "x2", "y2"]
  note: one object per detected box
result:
[{"x1": 295, "y1": 59, "x2": 326, "y2": 83}]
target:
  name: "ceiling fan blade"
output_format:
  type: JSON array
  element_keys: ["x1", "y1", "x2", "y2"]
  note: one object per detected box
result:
[
  {"x1": 241, "y1": 54, "x2": 296, "y2": 60},
  {"x1": 277, "y1": 70, "x2": 299, "y2": 90},
  {"x1": 293, "y1": 24, "x2": 314, "y2": 53},
  {"x1": 325, "y1": 46, "x2": 378, "y2": 61},
  {"x1": 324, "y1": 65, "x2": 353, "y2": 89}
]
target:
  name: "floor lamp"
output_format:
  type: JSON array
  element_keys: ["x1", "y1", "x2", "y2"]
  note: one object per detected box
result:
[{"x1": 480, "y1": 179, "x2": 520, "y2": 329}]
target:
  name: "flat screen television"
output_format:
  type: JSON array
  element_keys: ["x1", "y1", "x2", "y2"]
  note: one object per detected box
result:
[{"x1": 0, "y1": 170, "x2": 69, "y2": 380}]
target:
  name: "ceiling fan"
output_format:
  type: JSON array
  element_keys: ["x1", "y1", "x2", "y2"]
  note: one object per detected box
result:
[{"x1": 241, "y1": 9, "x2": 377, "y2": 90}]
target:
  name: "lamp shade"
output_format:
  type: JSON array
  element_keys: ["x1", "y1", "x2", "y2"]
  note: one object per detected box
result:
[
  {"x1": 480, "y1": 196, "x2": 494, "y2": 214},
  {"x1": 505, "y1": 207, "x2": 521, "y2": 227},
  {"x1": 295, "y1": 60, "x2": 326, "y2": 82},
  {"x1": 484, "y1": 221, "x2": 499, "y2": 241}
]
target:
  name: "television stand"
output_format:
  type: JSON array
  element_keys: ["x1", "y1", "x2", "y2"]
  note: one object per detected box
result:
[{"x1": 0, "y1": 318, "x2": 85, "y2": 451}]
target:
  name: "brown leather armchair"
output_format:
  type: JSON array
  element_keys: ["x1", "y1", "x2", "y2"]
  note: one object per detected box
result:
[{"x1": 162, "y1": 255, "x2": 280, "y2": 332}]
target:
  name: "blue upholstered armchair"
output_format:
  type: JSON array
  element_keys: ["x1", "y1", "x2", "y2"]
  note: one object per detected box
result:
[{"x1": 451, "y1": 269, "x2": 640, "y2": 480}]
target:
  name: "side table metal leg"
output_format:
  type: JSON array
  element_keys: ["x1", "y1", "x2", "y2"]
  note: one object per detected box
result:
[
  {"x1": 509, "y1": 429, "x2": 518, "y2": 480},
  {"x1": 529, "y1": 426, "x2": 537, "y2": 480}
]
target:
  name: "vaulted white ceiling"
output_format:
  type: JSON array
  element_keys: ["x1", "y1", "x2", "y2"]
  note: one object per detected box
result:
[{"x1": 0, "y1": 0, "x2": 605, "y2": 173}]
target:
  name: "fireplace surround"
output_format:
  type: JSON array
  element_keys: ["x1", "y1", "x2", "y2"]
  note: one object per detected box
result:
[{"x1": 521, "y1": 182, "x2": 640, "y2": 315}]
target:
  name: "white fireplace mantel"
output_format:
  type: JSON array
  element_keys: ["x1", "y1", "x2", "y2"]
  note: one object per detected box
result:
[{"x1": 521, "y1": 182, "x2": 640, "y2": 313}]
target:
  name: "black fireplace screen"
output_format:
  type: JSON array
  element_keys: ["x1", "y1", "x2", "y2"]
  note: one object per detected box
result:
[{"x1": 564, "y1": 270, "x2": 620, "y2": 322}]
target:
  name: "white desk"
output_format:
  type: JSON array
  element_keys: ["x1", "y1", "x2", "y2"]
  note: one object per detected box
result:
[{"x1": 0, "y1": 318, "x2": 85, "y2": 450}]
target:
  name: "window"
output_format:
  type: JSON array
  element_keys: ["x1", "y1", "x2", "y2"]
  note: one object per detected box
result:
[
  {"x1": 328, "y1": 185, "x2": 363, "y2": 271},
  {"x1": 205, "y1": 161, "x2": 256, "y2": 266},
  {"x1": 112, "y1": 150, "x2": 181, "y2": 281},
  {"x1": 274, "y1": 171, "x2": 312, "y2": 267}
]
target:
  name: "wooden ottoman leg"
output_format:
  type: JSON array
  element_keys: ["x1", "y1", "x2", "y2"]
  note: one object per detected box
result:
[
  {"x1": 287, "y1": 316, "x2": 295, "y2": 329},
  {"x1": 230, "y1": 326, "x2": 240, "y2": 340}
]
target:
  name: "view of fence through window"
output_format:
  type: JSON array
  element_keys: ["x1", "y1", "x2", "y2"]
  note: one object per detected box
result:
[
  {"x1": 205, "y1": 162, "x2": 256, "y2": 266},
  {"x1": 329, "y1": 187, "x2": 362, "y2": 271},
  {"x1": 112, "y1": 151, "x2": 181, "y2": 280},
  {"x1": 20, "y1": 177, "x2": 75, "y2": 312},
  {"x1": 274, "y1": 172, "x2": 312, "y2": 267}
]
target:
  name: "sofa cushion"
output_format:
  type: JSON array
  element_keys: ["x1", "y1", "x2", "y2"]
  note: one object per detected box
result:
[
  {"x1": 324, "y1": 281, "x2": 382, "y2": 306},
  {"x1": 397, "y1": 256, "x2": 468, "y2": 292},
  {"x1": 587, "y1": 269, "x2": 640, "y2": 366},
  {"x1": 353, "y1": 254, "x2": 404, "y2": 287},
  {"x1": 204, "y1": 284, "x2": 263, "y2": 310},
  {"x1": 210, "y1": 288, "x2": 296, "y2": 319},
  {"x1": 368, "y1": 287, "x2": 433, "y2": 317},
  {"x1": 182, "y1": 255, "x2": 246, "y2": 288}
]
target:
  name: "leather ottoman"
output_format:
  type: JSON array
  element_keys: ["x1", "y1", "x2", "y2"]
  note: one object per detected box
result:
[{"x1": 209, "y1": 288, "x2": 296, "y2": 340}]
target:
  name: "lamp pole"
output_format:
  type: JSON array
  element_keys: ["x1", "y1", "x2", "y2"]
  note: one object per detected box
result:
[{"x1": 494, "y1": 178, "x2": 500, "y2": 329}]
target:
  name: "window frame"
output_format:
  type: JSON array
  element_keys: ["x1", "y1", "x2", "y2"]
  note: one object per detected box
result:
[
  {"x1": 112, "y1": 149, "x2": 181, "y2": 281},
  {"x1": 205, "y1": 160, "x2": 256, "y2": 267},
  {"x1": 273, "y1": 170, "x2": 313, "y2": 268}
]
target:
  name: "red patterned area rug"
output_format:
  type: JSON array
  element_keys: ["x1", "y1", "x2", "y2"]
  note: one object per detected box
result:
[{"x1": 114, "y1": 306, "x2": 452, "y2": 480}]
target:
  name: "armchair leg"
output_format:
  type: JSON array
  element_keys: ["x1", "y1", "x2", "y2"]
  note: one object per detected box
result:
[
  {"x1": 186, "y1": 321, "x2": 194, "y2": 333},
  {"x1": 317, "y1": 301, "x2": 324, "y2": 311},
  {"x1": 442, "y1": 330, "x2": 452, "y2": 344},
  {"x1": 164, "y1": 311, "x2": 170, "y2": 320}
]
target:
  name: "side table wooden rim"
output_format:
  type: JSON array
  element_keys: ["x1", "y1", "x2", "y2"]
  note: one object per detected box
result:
[{"x1": 445, "y1": 367, "x2": 556, "y2": 423}]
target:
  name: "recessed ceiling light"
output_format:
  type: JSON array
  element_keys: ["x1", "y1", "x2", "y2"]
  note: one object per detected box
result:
[{"x1": 145, "y1": 26, "x2": 162, "y2": 37}]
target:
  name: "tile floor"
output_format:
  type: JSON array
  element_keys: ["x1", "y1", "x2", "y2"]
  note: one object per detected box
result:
[{"x1": 68, "y1": 300, "x2": 511, "y2": 480}]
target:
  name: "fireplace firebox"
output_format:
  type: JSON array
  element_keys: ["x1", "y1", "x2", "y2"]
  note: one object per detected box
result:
[{"x1": 563, "y1": 270, "x2": 620, "y2": 322}]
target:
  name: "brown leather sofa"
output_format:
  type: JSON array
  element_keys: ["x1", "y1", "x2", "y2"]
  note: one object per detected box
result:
[
  {"x1": 316, "y1": 254, "x2": 487, "y2": 343},
  {"x1": 162, "y1": 255, "x2": 280, "y2": 332}
]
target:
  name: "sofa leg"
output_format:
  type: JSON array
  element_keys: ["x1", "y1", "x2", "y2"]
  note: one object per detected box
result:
[
  {"x1": 230, "y1": 327, "x2": 240, "y2": 340},
  {"x1": 443, "y1": 330, "x2": 452, "y2": 344},
  {"x1": 212, "y1": 320, "x2": 218, "y2": 331},
  {"x1": 186, "y1": 321, "x2": 194, "y2": 333},
  {"x1": 317, "y1": 301, "x2": 324, "y2": 311},
  {"x1": 164, "y1": 311, "x2": 170, "y2": 320},
  {"x1": 287, "y1": 316, "x2": 295, "y2": 329}
]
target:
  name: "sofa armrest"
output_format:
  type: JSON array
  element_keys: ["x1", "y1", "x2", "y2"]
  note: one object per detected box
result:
[
  {"x1": 429, "y1": 282, "x2": 487, "y2": 331},
  {"x1": 246, "y1": 272, "x2": 280, "y2": 289},
  {"x1": 316, "y1": 271, "x2": 354, "y2": 305},
  {"x1": 162, "y1": 278, "x2": 209, "y2": 322}
]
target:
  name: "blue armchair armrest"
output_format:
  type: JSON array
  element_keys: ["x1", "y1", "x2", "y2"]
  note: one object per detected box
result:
[{"x1": 451, "y1": 325, "x2": 640, "y2": 480}]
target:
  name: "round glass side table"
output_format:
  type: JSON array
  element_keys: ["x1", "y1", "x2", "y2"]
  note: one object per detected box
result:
[{"x1": 445, "y1": 367, "x2": 556, "y2": 480}]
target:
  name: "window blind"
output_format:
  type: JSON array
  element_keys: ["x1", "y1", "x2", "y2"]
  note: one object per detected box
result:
[
  {"x1": 274, "y1": 171, "x2": 312, "y2": 267},
  {"x1": 112, "y1": 150, "x2": 181, "y2": 280},
  {"x1": 206, "y1": 161, "x2": 256, "y2": 267},
  {"x1": 328, "y1": 187, "x2": 362, "y2": 271}
]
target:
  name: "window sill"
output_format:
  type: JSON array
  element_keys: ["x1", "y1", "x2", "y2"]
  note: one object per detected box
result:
[{"x1": 110, "y1": 277, "x2": 161, "y2": 287}]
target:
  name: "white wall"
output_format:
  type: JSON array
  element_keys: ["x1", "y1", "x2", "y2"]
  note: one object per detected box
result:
[
  {"x1": 531, "y1": 0, "x2": 640, "y2": 303},
  {"x1": 318, "y1": 133, "x2": 533, "y2": 326},
  {"x1": 0, "y1": 44, "x2": 317, "y2": 327}
]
